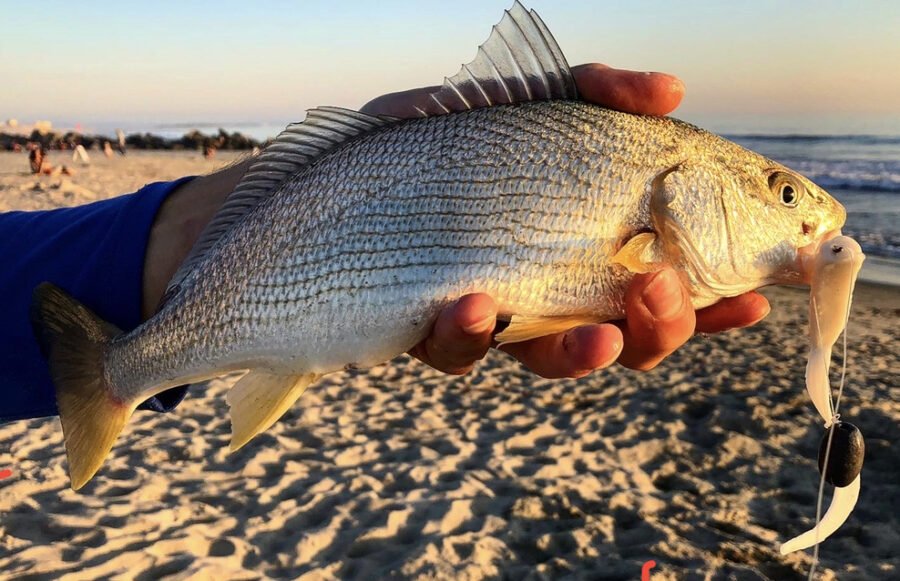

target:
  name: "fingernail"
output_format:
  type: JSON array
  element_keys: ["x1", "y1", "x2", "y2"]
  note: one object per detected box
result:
[
  {"x1": 751, "y1": 302, "x2": 772, "y2": 325},
  {"x1": 462, "y1": 314, "x2": 495, "y2": 335},
  {"x1": 642, "y1": 270, "x2": 685, "y2": 321}
]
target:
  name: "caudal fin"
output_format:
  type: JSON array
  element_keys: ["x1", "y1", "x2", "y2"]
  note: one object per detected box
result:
[{"x1": 31, "y1": 283, "x2": 130, "y2": 490}]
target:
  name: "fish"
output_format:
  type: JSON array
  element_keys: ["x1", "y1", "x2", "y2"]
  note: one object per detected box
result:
[{"x1": 31, "y1": 0, "x2": 846, "y2": 501}]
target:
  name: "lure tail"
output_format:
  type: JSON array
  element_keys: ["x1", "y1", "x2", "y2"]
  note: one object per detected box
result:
[
  {"x1": 780, "y1": 475, "x2": 861, "y2": 555},
  {"x1": 31, "y1": 283, "x2": 132, "y2": 490}
]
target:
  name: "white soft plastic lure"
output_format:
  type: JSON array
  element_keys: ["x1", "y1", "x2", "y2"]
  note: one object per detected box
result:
[
  {"x1": 780, "y1": 235, "x2": 866, "y2": 557},
  {"x1": 805, "y1": 236, "x2": 866, "y2": 426}
]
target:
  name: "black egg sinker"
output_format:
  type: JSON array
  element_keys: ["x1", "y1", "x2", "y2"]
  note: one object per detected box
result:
[{"x1": 818, "y1": 421, "x2": 865, "y2": 488}]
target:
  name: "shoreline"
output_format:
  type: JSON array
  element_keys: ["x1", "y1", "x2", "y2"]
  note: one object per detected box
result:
[{"x1": 857, "y1": 255, "x2": 900, "y2": 287}]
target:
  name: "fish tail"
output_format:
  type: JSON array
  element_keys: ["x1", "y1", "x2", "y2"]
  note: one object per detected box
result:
[{"x1": 30, "y1": 283, "x2": 131, "y2": 490}]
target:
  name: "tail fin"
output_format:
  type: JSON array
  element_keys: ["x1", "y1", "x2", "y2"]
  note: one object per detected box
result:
[{"x1": 31, "y1": 283, "x2": 130, "y2": 490}]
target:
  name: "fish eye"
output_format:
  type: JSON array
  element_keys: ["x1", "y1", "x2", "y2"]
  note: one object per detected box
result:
[
  {"x1": 780, "y1": 183, "x2": 798, "y2": 206},
  {"x1": 768, "y1": 171, "x2": 804, "y2": 208}
]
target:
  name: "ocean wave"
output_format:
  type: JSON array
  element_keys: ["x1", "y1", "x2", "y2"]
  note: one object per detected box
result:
[
  {"x1": 811, "y1": 176, "x2": 900, "y2": 193},
  {"x1": 783, "y1": 160, "x2": 900, "y2": 193},
  {"x1": 724, "y1": 133, "x2": 900, "y2": 146},
  {"x1": 842, "y1": 229, "x2": 900, "y2": 260}
]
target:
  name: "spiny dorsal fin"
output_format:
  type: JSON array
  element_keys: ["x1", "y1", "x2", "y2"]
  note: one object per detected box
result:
[
  {"x1": 417, "y1": 1, "x2": 577, "y2": 116},
  {"x1": 165, "y1": 107, "x2": 393, "y2": 295}
]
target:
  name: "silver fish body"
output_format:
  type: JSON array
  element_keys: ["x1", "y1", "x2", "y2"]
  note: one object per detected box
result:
[{"x1": 111, "y1": 101, "x2": 841, "y2": 398}]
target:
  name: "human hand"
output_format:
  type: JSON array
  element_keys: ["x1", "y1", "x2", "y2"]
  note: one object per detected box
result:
[{"x1": 363, "y1": 64, "x2": 770, "y2": 376}]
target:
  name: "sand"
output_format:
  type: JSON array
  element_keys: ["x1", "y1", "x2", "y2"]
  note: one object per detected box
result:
[{"x1": 0, "y1": 150, "x2": 897, "y2": 580}]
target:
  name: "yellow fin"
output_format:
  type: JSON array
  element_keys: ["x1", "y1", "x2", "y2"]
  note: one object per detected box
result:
[
  {"x1": 495, "y1": 314, "x2": 603, "y2": 346},
  {"x1": 611, "y1": 232, "x2": 659, "y2": 274},
  {"x1": 227, "y1": 371, "x2": 319, "y2": 451},
  {"x1": 30, "y1": 282, "x2": 132, "y2": 490},
  {"x1": 59, "y1": 389, "x2": 133, "y2": 491}
]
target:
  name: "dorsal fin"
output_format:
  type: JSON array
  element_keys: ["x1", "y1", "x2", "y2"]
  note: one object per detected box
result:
[
  {"x1": 164, "y1": 107, "x2": 393, "y2": 296},
  {"x1": 416, "y1": 1, "x2": 577, "y2": 116}
]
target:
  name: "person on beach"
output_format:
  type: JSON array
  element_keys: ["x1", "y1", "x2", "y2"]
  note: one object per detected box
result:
[
  {"x1": 27, "y1": 145, "x2": 73, "y2": 177},
  {"x1": 72, "y1": 144, "x2": 91, "y2": 165},
  {"x1": 116, "y1": 129, "x2": 127, "y2": 155},
  {"x1": 0, "y1": 64, "x2": 769, "y2": 422},
  {"x1": 27, "y1": 145, "x2": 44, "y2": 174}
]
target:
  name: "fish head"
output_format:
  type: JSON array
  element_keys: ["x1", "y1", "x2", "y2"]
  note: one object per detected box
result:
[
  {"x1": 650, "y1": 143, "x2": 846, "y2": 296},
  {"x1": 738, "y1": 162, "x2": 847, "y2": 285}
]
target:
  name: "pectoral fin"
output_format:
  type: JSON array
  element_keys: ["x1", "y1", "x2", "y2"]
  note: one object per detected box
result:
[
  {"x1": 495, "y1": 314, "x2": 604, "y2": 345},
  {"x1": 226, "y1": 371, "x2": 319, "y2": 451},
  {"x1": 611, "y1": 232, "x2": 661, "y2": 274}
]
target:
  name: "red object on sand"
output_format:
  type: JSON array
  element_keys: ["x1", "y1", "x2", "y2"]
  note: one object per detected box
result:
[{"x1": 0, "y1": 469, "x2": 12, "y2": 479}]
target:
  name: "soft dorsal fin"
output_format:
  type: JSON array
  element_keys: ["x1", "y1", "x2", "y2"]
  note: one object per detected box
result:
[
  {"x1": 164, "y1": 107, "x2": 393, "y2": 296},
  {"x1": 416, "y1": 1, "x2": 577, "y2": 116}
]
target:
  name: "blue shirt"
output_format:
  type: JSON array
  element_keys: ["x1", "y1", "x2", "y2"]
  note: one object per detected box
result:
[{"x1": 0, "y1": 178, "x2": 194, "y2": 422}]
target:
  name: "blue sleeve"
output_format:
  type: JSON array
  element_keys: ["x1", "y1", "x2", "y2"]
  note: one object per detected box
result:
[{"x1": 0, "y1": 177, "x2": 195, "y2": 422}]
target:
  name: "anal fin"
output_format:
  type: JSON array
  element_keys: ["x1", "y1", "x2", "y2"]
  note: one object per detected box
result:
[
  {"x1": 495, "y1": 314, "x2": 604, "y2": 346},
  {"x1": 226, "y1": 371, "x2": 319, "y2": 451}
]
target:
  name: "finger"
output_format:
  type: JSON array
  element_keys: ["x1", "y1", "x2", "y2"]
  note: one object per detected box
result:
[
  {"x1": 695, "y1": 292, "x2": 770, "y2": 334},
  {"x1": 361, "y1": 64, "x2": 685, "y2": 119},
  {"x1": 500, "y1": 324, "x2": 623, "y2": 379},
  {"x1": 360, "y1": 86, "x2": 441, "y2": 118},
  {"x1": 571, "y1": 64, "x2": 685, "y2": 116},
  {"x1": 411, "y1": 294, "x2": 497, "y2": 374},
  {"x1": 617, "y1": 269, "x2": 695, "y2": 370}
]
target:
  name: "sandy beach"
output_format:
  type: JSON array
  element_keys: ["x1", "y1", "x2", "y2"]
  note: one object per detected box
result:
[{"x1": 0, "y1": 150, "x2": 897, "y2": 580}]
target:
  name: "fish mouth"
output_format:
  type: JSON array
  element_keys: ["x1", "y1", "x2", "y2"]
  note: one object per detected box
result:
[{"x1": 796, "y1": 228, "x2": 844, "y2": 284}]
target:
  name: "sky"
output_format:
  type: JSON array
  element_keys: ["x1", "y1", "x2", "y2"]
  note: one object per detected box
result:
[{"x1": 2, "y1": 0, "x2": 899, "y2": 135}]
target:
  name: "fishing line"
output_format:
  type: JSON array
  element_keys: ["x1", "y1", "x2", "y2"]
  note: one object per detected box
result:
[{"x1": 807, "y1": 268, "x2": 854, "y2": 581}]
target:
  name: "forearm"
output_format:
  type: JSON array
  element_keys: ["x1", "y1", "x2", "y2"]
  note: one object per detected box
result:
[{"x1": 141, "y1": 159, "x2": 252, "y2": 318}]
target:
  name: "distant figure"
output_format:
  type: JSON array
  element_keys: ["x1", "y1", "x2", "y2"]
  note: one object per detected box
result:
[
  {"x1": 115, "y1": 129, "x2": 127, "y2": 156},
  {"x1": 28, "y1": 146, "x2": 44, "y2": 174},
  {"x1": 103, "y1": 141, "x2": 114, "y2": 158},
  {"x1": 28, "y1": 145, "x2": 74, "y2": 176},
  {"x1": 72, "y1": 144, "x2": 91, "y2": 165},
  {"x1": 203, "y1": 144, "x2": 217, "y2": 160}
]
